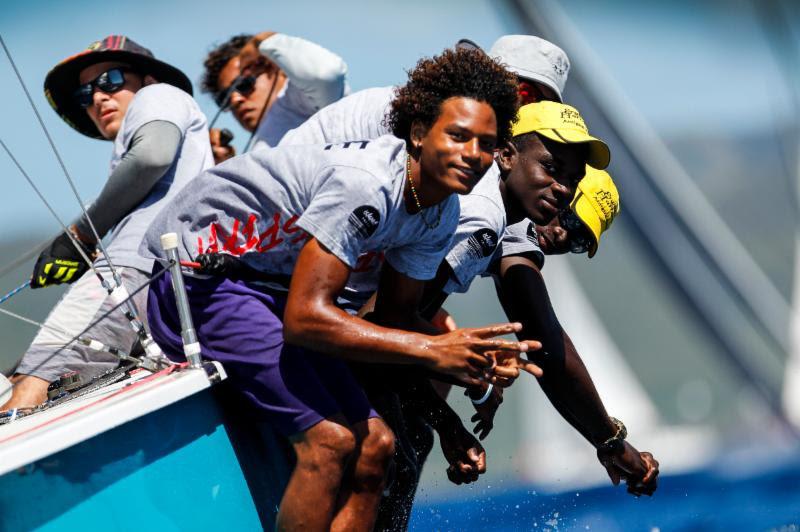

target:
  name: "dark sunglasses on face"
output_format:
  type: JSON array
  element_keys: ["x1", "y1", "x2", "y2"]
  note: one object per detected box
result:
[
  {"x1": 74, "y1": 68, "x2": 134, "y2": 108},
  {"x1": 558, "y1": 209, "x2": 592, "y2": 254},
  {"x1": 214, "y1": 74, "x2": 257, "y2": 108}
]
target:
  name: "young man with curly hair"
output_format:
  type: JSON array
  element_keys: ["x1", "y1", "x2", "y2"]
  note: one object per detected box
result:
[
  {"x1": 201, "y1": 32, "x2": 348, "y2": 163},
  {"x1": 139, "y1": 47, "x2": 525, "y2": 530},
  {"x1": 200, "y1": 33, "x2": 251, "y2": 163},
  {"x1": 279, "y1": 36, "x2": 659, "y2": 529}
]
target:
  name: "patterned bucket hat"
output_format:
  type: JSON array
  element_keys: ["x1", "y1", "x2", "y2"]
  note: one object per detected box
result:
[{"x1": 44, "y1": 35, "x2": 193, "y2": 139}]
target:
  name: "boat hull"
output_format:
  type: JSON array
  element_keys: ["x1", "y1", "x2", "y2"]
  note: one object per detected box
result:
[{"x1": 0, "y1": 386, "x2": 264, "y2": 531}]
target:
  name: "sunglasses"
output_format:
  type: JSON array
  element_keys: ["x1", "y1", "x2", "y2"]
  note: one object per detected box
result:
[
  {"x1": 74, "y1": 67, "x2": 134, "y2": 108},
  {"x1": 558, "y1": 209, "x2": 592, "y2": 254},
  {"x1": 214, "y1": 74, "x2": 257, "y2": 108}
]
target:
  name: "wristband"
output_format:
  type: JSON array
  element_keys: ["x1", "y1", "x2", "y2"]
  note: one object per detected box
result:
[{"x1": 471, "y1": 383, "x2": 494, "y2": 405}]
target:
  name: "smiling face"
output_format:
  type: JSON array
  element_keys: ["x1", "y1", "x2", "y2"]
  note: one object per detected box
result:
[
  {"x1": 502, "y1": 133, "x2": 588, "y2": 225},
  {"x1": 413, "y1": 97, "x2": 498, "y2": 203},
  {"x1": 80, "y1": 61, "x2": 144, "y2": 139},
  {"x1": 217, "y1": 56, "x2": 284, "y2": 132}
]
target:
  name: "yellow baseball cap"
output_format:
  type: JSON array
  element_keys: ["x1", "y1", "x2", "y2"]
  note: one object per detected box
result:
[
  {"x1": 571, "y1": 166, "x2": 620, "y2": 258},
  {"x1": 512, "y1": 101, "x2": 610, "y2": 169}
]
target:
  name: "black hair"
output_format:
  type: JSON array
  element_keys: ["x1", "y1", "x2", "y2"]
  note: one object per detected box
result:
[
  {"x1": 200, "y1": 34, "x2": 253, "y2": 95},
  {"x1": 387, "y1": 48, "x2": 519, "y2": 145}
]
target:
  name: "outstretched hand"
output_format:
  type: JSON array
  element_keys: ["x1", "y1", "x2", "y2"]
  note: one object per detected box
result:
[
  {"x1": 440, "y1": 421, "x2": 486, "y2": 485},
  {"x1": 425, "y1": 323, "x2": 529, "y2": 387},
  {"x1": 468, "y1": 384, "x2": 504, "y2": 440},
  {"x1": 487, "y1": 344, "x2": 543, "y2": 387},
  {"x1": 597, "y1": 441, "x2": 659, "y2": 496}
]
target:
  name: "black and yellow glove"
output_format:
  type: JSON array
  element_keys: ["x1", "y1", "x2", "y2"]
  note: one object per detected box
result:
[{"x1": 31, "y1": 231, "x2": 95, "y2": 289}]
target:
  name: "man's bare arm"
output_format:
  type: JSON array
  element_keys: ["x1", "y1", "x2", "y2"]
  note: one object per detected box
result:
[
  {"x1": 282, "y1": 238, "x2": 527, "y2": 385},
  {"x1": 496, "y1": 253, "x2": 659, "y2": 495},
  {"x1": 496, "y1": 254, "x2": 618, "y2": 444}
]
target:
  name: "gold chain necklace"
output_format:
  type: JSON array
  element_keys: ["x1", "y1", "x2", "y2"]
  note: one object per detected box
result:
[{"x1": 406, "y1": 154, "x2": 442, "y2": 229}]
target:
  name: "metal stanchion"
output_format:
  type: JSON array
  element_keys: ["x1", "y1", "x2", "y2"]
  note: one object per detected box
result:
[{"x1": 160, "y1": 233, "x2": 202, "y2": 368}]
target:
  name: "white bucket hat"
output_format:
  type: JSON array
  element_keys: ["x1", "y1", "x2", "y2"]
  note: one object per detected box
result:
[{"x1": 489, "y1": 35, "x2": 570, "y2": 102}]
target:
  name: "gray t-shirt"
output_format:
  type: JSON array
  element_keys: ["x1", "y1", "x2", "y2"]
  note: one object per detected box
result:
[
  {"x1": 98, "y1": 84, "x2": 214, "y2": 272},
  {"x1": 280, "y1": 85, "x2": 393, "y2": 147},
  {"x1": 442, "y1": 170, "x2": 504, "y2": 293},
  {"x1": 281, "y1": 85, "x2": 508, "y2": 303},
  {"x1": 494, "y1": 218, "x2": 545, "y2": 269},
  {"x1": 140, "y1": 135, "x2": 459, "y2": 287}
]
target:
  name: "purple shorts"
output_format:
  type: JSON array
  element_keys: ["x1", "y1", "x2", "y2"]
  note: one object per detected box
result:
[{"x1": 147, "y1": 272, "x2": 378, "y2": 436}]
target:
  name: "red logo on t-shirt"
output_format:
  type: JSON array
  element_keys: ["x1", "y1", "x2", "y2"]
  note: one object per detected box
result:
[{"x1": 196, "y1": 213, "x2": 312, "y2": 256}]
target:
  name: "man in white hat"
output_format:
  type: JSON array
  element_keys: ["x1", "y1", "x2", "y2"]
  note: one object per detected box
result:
[{"x1": 489, "y1": 34, "x2": 570, "y2": 102}]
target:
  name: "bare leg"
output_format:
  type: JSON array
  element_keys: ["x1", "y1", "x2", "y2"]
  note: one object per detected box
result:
[
  {"x1": 331, "y1": 417, "x2": 395, "y2": 532},
  {"x1": 277, "y1": 415, "x2": 356, "y2": 531},
  {"x1": 1, "y1": 374, "x2": 49, "y2": 410}
]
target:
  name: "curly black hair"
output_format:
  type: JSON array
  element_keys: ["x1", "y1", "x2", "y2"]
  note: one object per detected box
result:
[
  {"x1": 200, "y1": 34, "x2": 253, "y2": 96},
  {"x1": 387, "y1": 48, "x2": 519, "y2": 146}
]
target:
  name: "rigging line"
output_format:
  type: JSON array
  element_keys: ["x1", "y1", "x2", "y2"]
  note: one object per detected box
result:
[
  {"x1": 243, "y1": 67, "x2": 279, "y2": 153},
  {"x1": 5, "y1": 261, "x2": 173, "y2": 391},
  {"x1": 208, "y1": 99, "x2": 230, "y2": 129},
  {"x1": 0, "y1": 281, "x2": 30, "y2": 305},
  {"x1": 0, "y1": 237, "x2": 51, "y2": 280},
  {"x1": 0, "y1": 137, "x2": 110, "y2": 288},
  {"x1": 0, "y1": 304, "x2": 135, "y2": 363},
  {"x1": 0, "y1": 35, "x2": 121, "y2": 285},
  {"x1": 0, "y1": 139, "x2": 157, "y2": 360},
  {"x1": 1, "y1": 36, "x2": 164, "y2": 363}
]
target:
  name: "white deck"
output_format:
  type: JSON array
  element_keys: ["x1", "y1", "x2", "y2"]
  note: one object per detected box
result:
[{"x1": 0, "y1": 362, "x2": 226, "y2": 476}]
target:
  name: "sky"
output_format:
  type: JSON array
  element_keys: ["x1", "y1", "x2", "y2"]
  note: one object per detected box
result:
[{"x1": 0, "y1": 0, "x2": 795, "y2": 235}]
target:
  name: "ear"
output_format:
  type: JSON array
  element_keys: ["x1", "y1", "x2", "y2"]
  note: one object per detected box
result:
[
  {"x1": 143, "y1": 74, "x2": 158, "y2": 87},
  {"x1": 409, "y1": 121, "x2": 427, "y2": 152},
  {"x1": 495, "y1": 140, "x2": 518, "y2": 175}
]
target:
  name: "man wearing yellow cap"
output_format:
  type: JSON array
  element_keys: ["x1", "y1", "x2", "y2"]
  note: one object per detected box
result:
[
  {"x1": 533, "y1": 168, "x2": 620, "y2": 257},
  {"x1": 484, "y1": 110, "x2": 658, "y2": 499},
  {"x1": 381, "y1": 101, "x2": 657, "y2": 506},
  {"x1": 267, "y1": 43, "x2": 659, "y2": 524}
]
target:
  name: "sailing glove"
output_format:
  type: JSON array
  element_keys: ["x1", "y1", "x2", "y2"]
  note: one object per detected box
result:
[{"x1": 31, "y1": 231, "x2": 95, "y2": 289}]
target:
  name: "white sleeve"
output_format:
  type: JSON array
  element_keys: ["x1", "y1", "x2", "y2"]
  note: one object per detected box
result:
[{"x1": 259, "y1": 33, "x2": 348, "y2": 113}]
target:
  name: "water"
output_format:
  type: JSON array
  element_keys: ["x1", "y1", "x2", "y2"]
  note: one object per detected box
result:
[{"x1": 410, "y1": 455, "x2": 800, "y2": 531}]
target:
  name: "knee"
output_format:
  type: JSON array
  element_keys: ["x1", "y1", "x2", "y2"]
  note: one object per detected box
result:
[
  {"x1": 360, "y1": 422, "x2": 396, "y2": 470},
  {"x1": 296, "y1": 421, "x2": 358, "y2": 473}
]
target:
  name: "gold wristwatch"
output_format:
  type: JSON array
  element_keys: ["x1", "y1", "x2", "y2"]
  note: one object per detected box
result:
[{"x1": 597, "y1": 417, "x2": 627, "y2": 454}]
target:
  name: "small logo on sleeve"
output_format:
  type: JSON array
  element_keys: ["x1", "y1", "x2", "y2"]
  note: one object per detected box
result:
[
  {"x1": 526, "y1": 222, "x2": 539, "y2": 244},
  {"x1": 324, "y1": 140, "x2": 370, "y2": 151},
  {"x1": 348, "y1": 206, "x2": 381, "y2": 238},
  {"x1": 465, "y1": 228, "x2": 498, "y2": 259}
]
